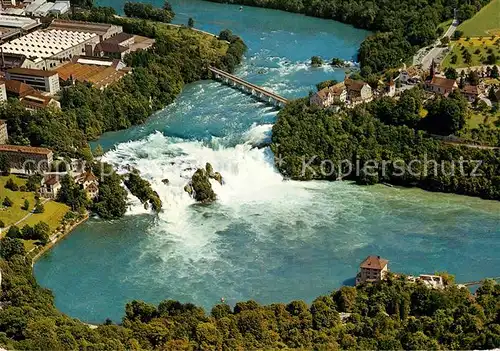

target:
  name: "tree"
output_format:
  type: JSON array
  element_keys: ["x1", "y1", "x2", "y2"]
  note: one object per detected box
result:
[
  {"x1": 311, "y1": 56, "x2": 323, "y2": 67},
  {"x1": 57, "y1": 175, "x2": 88, "y2": 211},
  {"x1": 486, "y1": 53, "x2": 497, "y2": 65},
  {"x1": 424, "y1": 93, "x2": 467, "y2": 135},
  {"x1": 3, "y1": 196, "x2": 13, "y2": 207},
  {"x1": 34, "y1": 203, "x2": 45, "y2": 214},
  {"x1": 491, "y1": 65, "x2": 499, "y2": 79},
  {"x1": 0, "y1": 154, "x2": 8, "y2": 173},
  {"x1": 453, "y1": 30, "x2": 463, "y2": 40},
  {"x1": 450, "y1": 54, "x2": 458, "y2": 64},
  {"x1": 21, "y1": 224, "x2": 33, "y2": 239},
  {"x1": 331, "y1": 57, "x2": 344, "y2": 67},
  {"x1": 93, "y1": 144, "x2": 104, "y2": 158},
  {"x1": 0, "y1": 237, "x2": 25, "y2": 259},
  {"x1": 124, "y1": 172, "x2": 162, "y2": 212},
  {"x1": 444, "y1": 67, "x2": 458, "y2": 80},
  {"x1": 467, "y1": 70, "x2": 480, "y2": 85},
  {"x1": 4, "y1": 178, "x2": 18, "y2": 191},
  {"x1": 92, "y1": 163, "x2": 127, "y2": 219},
  {"x1": 22, "y1": 199, "x2": 29, "y2": 211},
  {"x1": 70, "y1": 0, "x2": 93, "y2": 15},
  {"x1": 6, "y1": 225, "x2": 22, "y2": 239},
  {"x1": 33, "y1": 222, "x2": 50, "y2": 245},
  {"x1": 218, "y1": 29, "x2": 235, "y2": 42},
  {"x1": 0, "y1": 219, "x2": 4, "y2": 228},
  {"x1": 26, "y1": 174, "x2": 42, "y2": 192},
  {"x1": 188, "y1": 17, "x2": 194, "y2": 28},
  {"x1": 488, "y1": 87, "x2": 498, "y2": 101}
]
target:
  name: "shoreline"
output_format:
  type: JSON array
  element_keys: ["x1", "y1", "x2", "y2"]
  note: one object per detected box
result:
[{"x1": 29, "y1": 213, "x2": 89, "y2": 265}]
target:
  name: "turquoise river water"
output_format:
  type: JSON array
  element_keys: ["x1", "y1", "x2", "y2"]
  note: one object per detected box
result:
[{"x1": 34, "y1": 0, "x2": 500, "y2": 323}]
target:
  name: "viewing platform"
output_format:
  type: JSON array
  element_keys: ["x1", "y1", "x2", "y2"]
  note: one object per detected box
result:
[{"x1": 208, "y1": 66, "x2": 288, "y2": 108}]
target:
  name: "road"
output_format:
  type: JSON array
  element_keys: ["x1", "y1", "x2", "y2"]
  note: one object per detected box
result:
[{"x1": 415, "y1": 19, "x2": 459, "y2": 70}]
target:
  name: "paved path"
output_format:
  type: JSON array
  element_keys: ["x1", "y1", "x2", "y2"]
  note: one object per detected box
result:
[{"x1": 415, "y1": 20, "x2": 459, "y2": 69}]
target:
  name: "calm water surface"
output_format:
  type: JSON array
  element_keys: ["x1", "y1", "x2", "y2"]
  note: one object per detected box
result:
[{"x1": 34, "y1": 0, "x2": 500, "y2": 323}]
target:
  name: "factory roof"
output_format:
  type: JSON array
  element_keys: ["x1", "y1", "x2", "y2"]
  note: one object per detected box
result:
[
  {"x1": 49, "y1": 19, "x2": 116, "y2": 36},
  {"x1": 0, "y1": 29, "x2": 97, "y2": 59},
  {"x1": 0, "y1": 15, "x2": 40, "y2": 30}
]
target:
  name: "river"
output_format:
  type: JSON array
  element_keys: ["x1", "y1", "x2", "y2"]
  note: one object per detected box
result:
[{"x1": 34, "y1": 0, "x2": 500, "y2": 324}]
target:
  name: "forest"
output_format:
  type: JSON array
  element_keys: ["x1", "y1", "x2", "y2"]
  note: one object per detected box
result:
[
  {"x1": 271, "y1": 91, "x2": 500, "y2": 200},
  {"x1": 124, "y1": 1, "x2": 175, "y2": 23},
  {"x1": 203, "y1": 0, "x2": 491, "y2": 73},
  {"x1": 0, "y1": 250, "x2": 498, "y2": 350}
]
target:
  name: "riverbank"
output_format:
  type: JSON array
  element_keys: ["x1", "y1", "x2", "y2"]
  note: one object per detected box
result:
[
  {"x1": 199, "y1": 0, "x2": 491, "y2": 74},
  {"x1": 28, "y1": 212, "x2": 89, "y2": 264}
]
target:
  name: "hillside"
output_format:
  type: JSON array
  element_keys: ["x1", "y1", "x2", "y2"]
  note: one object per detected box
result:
[{"x1": 458, "y1": 0, "x2": 500, "y2": 36}]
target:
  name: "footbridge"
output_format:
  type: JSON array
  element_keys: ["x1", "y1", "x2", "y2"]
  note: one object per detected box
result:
[{"x1": 209, "y1": 66, "x2": 288, "y2": 108}]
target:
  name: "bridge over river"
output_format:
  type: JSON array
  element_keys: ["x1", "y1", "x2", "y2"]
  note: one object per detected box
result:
[
  {"x1": 460, "y1": 277, "x2": 500, "y2": 287},
  {"x1": 209, "y1": 66, "x2": 288, "y2": 108}
]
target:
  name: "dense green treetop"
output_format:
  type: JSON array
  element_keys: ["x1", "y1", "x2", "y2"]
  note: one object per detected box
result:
[
  {"x1": 271, "y1": 95, "x2": 500, "y2": 200},
  {"x1": 0, "y1": 251, "x2": 498, "y2": 350}
]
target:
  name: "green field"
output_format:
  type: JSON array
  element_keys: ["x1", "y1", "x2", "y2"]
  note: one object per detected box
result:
[
  {"x1": 467, "y1": 111, "x2": 500, "y2": 129},
  {"x1": 441, "y1": 37, "x2": 500, "y2": 68},
  {"x1": 0, "y1": 175, "x2": 69, "y2": 231},
  {"x1": 457, "y1": 0, "x2": 500, "y2": 36}
]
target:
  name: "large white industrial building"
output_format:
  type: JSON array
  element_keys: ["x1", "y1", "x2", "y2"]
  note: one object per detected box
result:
[{"x1": 0, "y1": 28, "x2": 100, "y2": 69}]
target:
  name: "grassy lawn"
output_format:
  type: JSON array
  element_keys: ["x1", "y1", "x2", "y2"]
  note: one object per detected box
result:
[
  {"x1": 441, "y1": 37, "x2": 500, "y2": 68},
  {"x1": 467, "y1": 111, "x2": 500, "y2": 129},
  {"x1": 458, "y1": 0, "x2": 500, "y2": 36},
  {"x1": 0, "y1": 175, "x2": 69, "y2": 233},
  {"x1": 0, "y1": 175, "x2": 36, "y2": 228},
  {"x1": 23, "y1": 201, "x2": 69, "y2": 232}
]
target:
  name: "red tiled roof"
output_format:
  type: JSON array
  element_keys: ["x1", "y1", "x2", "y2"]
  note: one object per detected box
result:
[
  {"x1": 102, "y1": 32, "x2": 133, "y2": 45},
  {"x1": 461, "y1": 85, "x2": 479, "y2": 95},
  {"x1": 330, "y1": 83, "x2": 346, "y2": 96},
  {"x1": 360, "y1": 256, "x2": 388, "y2": 270},
  {"x1": 0, "y1": 144, "x2": 52, "y2": 155},
  {"x1": 345, "y1": 78, "x2": 367, "y2": 92},
  {"x1": 44, "y1": 175, "x2": 60, "y2": 186},
  {"x1": 430, "y1": 76, "x2": 457, "y2": 90},
  {"x1": 21, "y1": 92, "x2": 56, "y2": 109},
  {"x1": 95, "y1": 42, "x2": 129, "y2": 54},
  {"x1": 5, "y1": 79, "x2": 35, "y2": 97}
]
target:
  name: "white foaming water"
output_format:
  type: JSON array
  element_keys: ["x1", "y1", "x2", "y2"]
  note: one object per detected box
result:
[
  {"x1": 101, "y1": 129, "x2": 343, "y2": 272},
  {"x1": 242, "y1": 123, "x2": 272, "y2": 145}
]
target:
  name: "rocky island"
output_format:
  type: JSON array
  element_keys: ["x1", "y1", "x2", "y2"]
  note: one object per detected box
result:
[{"x1": 184, "y1": 163, "x2": 223, "y2": 203}]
